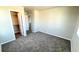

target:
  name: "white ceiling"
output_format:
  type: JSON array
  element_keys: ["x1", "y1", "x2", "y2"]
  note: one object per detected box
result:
[{"x1": 24, "y1": 6, "x2": 55, "y2": 10}]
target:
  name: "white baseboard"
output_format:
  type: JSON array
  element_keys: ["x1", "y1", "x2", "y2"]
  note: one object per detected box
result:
[
  {"x1": 39, "y1": 31, "x2": 71, "y2": 40},
  {"x1": 1, "y1": 39, "x2": 15, "y2": 45},
  {"x1": 0, "y1": 39, "x2": 15, "y2": 52}
]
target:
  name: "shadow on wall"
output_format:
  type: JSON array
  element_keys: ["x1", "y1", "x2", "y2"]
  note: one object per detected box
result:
[{"x1": 0, "y1": 44, "x2": 1, "y2": 52}]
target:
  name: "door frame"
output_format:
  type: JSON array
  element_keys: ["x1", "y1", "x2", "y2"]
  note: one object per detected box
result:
[{"x1": 9, "y1": 10, "x2": 26, "y2": 39}]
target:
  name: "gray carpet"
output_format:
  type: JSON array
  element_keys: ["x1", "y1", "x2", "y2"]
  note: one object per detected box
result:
[{"x1": 2, "y1": 32, "x2": 71, "y2": 52}]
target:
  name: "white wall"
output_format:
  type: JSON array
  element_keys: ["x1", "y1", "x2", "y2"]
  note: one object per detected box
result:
[
  {"x1": 0, "y1": 6, "x2": 27, "y2": 44},
  {"x1": 24, "y1": 7, "x2": 79, "y2": 52},
  {"x1": 32, "y1": 10, "x2": 40, "y2": 32},
  {"x1": 33, "y1": 7, "x2": 77, "y2": 40},
  {"x1": 0, "y1": 10, "x2": 15, "y2": 44},
  {"x1": 31, "y1": 7, "x2": 79, "y2": 51},
  {"x1": 71, "y1": 12, "x2": 79, "y2": 52}
]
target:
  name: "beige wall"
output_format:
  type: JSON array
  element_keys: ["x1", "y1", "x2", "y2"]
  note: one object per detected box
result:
[{"x1": 33, "y1": 7, "x2": 77, "y2": 40}]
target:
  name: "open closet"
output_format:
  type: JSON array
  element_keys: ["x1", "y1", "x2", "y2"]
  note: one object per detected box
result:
[{"x1": 10, "y1": 11, "x2": 21, "y2": 39}]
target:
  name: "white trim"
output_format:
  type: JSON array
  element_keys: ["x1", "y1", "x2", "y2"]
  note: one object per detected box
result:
[
  {"x1": 9, "y1": 10, "x2": 16, "y2": 40},
  {"x1": 0, "y1": 39, "x2": 15, "y2": 52},
  {"x1": 9, "y1": 10, "x2": 27, "y2": 37},
  {"x1": 53, "y1": 34, "x2": 71, "y2": 40},
  {"x1": 1, "y1": 39, "x2": 15, "y2": 45},
  {"x1": 39, "y1": 31, "x2": 71, "y2": 40},
  {"x1": 47, "y1": 32, "x2": 70, "y2": 40}
]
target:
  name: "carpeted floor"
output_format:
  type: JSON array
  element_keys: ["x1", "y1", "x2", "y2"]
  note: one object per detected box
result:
[{"x1": 2, "y1": 32, "x2": 71, "y2": 52}]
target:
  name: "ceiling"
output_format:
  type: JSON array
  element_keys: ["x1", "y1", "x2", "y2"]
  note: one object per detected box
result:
[
  {"x1": 24, "y1": 6, "x2": 56, "y2": 10},
  {"x1": 24, "y1": 6, "x2": 56, "y2": 15}
]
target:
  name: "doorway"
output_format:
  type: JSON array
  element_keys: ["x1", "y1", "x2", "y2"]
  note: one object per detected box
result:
[
  {"x1": 25, "y1": 15, "x2": 32, "y2": 35},
  {"x1": 28, "y1": 15, "x2": 32, "y2": 34},
  {"x1": 10, "y1": 11, "x2": 21, "y2": 39}
]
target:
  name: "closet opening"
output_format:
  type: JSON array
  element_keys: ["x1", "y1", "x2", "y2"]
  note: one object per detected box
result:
[{"x1": 10, "y1": 11, "x2": 21, "y2": 39}]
